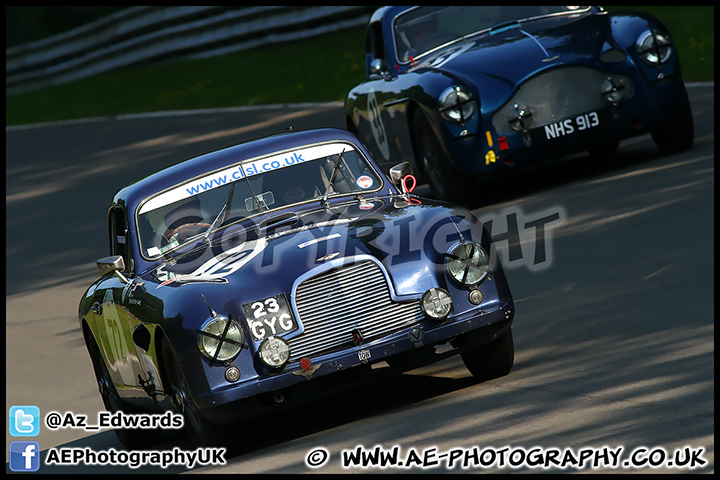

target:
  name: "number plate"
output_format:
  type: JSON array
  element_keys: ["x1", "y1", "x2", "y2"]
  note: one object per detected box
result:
[
  {"x1": 242, "y1": 293, "x2": 298, "y2": 342},
  {"x1": 543, "y1": 111, "x2": 600, "y2": 140}
]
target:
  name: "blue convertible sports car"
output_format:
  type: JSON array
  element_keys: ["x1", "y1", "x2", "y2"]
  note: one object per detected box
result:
[
  {"x1": 79, "y1": 128, "x2": 515, "y2": 447},
  {"x1": 345, "y1": 6, "x2": 694, "y2": 202}
]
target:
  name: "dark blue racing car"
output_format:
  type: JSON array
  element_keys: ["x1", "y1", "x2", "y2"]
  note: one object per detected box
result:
[
  {"x1": 79, "y1": 128, "x2": 515, "y2": 447},
  {"x1": 345, "y1": 6, "x2": 694, "y2": 202}
]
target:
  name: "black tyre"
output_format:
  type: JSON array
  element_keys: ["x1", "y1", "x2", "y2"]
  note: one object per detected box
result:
[
  {"x1": 161, "y1": 340, "x2": 225, "y2": 447},
  {"x1": 651, "y1": 86, "x2": 694, "y2": 155},
  {"x1": 86, "y1": 331, "x2": 161, "y2": 448},
  {"x1": 412, "y1": 114, "x2": 473, "y2": 204},
  {"x1": 460, "y1": 328, "x2": 514, "y2": 382}
]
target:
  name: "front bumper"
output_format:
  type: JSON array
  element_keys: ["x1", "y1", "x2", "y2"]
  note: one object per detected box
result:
[{"x1": 196, "y1": 301, "x2": 514, "y2": 423}]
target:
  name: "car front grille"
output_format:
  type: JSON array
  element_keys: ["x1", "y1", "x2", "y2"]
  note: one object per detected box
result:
[
  {"x1": 288, "y1": 260, "x2": 423, "y2": 362},
  {"x1": 491, "y1": 66, "x2": 632, "y2": 135}
]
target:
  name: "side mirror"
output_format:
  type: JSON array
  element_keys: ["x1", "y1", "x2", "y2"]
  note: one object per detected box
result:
[
  {"x1": 97, "y1": 255, "x2": 129, "y2": 283},
  {"x1": 370, "y1": 58, "x2": 389, "y2": 78},
  {"x1": 389, "y1": 162, "x2": 413, "y2": 185}
]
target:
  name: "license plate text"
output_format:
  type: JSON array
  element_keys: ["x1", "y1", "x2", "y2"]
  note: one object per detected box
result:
[
  {"x1": 242, "y1": 293, "x2": 298, "y2": 342},
  {"x1": 544, "y1": 111, "x2": 600, "y2": 140}
]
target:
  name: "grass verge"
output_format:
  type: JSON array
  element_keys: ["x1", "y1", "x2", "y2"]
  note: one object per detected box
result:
[{"x1": 6, "y1": 7, "x2": 713, "y2": 127}]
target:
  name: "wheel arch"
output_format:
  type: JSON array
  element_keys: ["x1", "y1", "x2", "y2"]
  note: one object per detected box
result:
[
  {"x1": 152, "y1": 326, "x2": 175, "y2": 400},
  {"x1": 406, "y1": 99, "x2": 431, "y2": 183},
  {"x1": 81, "y1": 317, "x2": 110, "y2": 379}
]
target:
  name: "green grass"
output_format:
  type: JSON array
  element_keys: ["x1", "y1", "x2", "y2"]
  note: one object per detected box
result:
[
  {"x1": 6, "y1": 7, "x2": 713, "y2": 127},
  {"x1": 6, "y1": 26, "x2": 367, "y2": 126}
]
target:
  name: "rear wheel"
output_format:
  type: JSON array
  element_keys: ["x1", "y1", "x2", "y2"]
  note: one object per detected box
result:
[
  {"x1": 161, "y1": 340, "x2": 225, "y2": 447},
  {"x1": 86, "y1": 331, "x2": 161, "y2": 448},
  {"x1": 460, "y1": 328, "x2": 514, "y2": 382}
]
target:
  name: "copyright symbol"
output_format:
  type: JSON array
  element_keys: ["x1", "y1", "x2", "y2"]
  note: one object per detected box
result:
[
  {"x1": 305, "y1": 447, "x2": 329, "y2": 468},
  {"x1": 46, "y1": 412, "x2": 61, "y2": 429}
]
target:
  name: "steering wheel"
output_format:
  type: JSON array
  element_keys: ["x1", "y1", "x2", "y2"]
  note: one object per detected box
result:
[{"x1": 165, "y1": 222, "x2": 212, "y2": 243}]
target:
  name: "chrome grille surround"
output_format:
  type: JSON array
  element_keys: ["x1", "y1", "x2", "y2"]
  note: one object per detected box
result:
[
  {"x1": 288, "y1": 258, "x2": 424, "y2": 362},
  {"x1": 492, "y1": 66, "x2": 632, "y2": 135}
]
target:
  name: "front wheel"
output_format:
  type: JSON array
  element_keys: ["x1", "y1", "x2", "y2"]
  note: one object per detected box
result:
[
  {"x1": 460, "y1": 328, "x2": 514, "y2": 382},
  {"x1": 86, "y1": 332, "x2": 161, "y2": 448},
  {"x1": 651, "y1": 86, "x2": 694, "y2": 155},
  {"x1": 412, "y1": 115, "x2": 473, "y2": 204},
  {"x1": 162, "y1": 340, "x2": 226, "y2": 447}
]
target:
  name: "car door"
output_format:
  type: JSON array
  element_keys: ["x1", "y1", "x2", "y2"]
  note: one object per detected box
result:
[
  {"x1": 92, "y1": 278, "x2": 141, "y2": 394},
  {"x1": 352, "y1": 21, "x2": 411, "y2": 171},
  {"x1": 91, "y1": 207, "x2": 148, "y2": 399}
]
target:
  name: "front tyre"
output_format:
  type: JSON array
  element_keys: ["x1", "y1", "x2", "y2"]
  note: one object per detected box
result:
[
  {"x1": 86, "y1": 331, "x2": 161, "y2": 449},
  {"x1": 162, "y1": 340, "x2": 225, "y2": 447},
  {"x1": 460, "y1": 328, "x2": 514, "y2": 382},
  {"x1": 651, "y1": 86, "x2": 694, "y2": 155},
  {"x1": 412, "y1": 114, "x2": 473, "y2": 204}
]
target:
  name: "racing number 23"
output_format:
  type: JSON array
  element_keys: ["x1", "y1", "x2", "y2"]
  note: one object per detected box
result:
[{"x1": 250, "y1": 297, "x2": 281, "y2": 319}]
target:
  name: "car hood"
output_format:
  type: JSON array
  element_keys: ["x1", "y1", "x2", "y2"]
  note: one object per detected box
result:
[
  {"x1": 416, "y1": 13, "x2": 611, "y2": 111},
  {"x1": 145, "y1": 195, "x2": 480, "y2": 312}
]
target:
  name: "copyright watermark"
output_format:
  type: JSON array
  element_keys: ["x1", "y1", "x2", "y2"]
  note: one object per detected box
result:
[
  {"x1": 477, "y1": 205, "x2": 565, "y2": 272},
  {"x1": 304, "y1": 444, "x2": 708, "y2": 471},
  {"x1": 155, "y1": 204, "x2": 565, "y2": 287},
  {"x1": 305, "y1": 447, "x2": 330, "y2": 468}
]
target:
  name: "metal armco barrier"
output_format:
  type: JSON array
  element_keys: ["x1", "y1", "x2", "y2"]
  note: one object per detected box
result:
[{"x1": 6, "y1": 6, "x2": 374, "y2": 95}]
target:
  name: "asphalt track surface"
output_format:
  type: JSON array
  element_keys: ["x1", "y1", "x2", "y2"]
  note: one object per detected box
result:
[{"x1": 6, "y1": 85, "x2": 713, "y2": 473}]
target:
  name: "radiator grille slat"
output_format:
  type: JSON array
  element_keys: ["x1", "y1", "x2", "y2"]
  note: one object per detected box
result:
[
  {"x1": 288, "y1": 260, "x2": 423, "y2": 361},
  {"x1": 492, "y1": 66, "x2": 632, "y2": 135}
]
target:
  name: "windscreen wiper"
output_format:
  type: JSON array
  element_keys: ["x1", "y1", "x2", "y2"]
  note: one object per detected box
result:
[
  {"x1": 321, "y1": 149, "x2": 346, "y2": 205},
  {"x1": 238, "y1": 161, "x2": 265, "y2": 212},
  {"x1": 204, "y1": 181, "x2": 235, "y2": 240}
]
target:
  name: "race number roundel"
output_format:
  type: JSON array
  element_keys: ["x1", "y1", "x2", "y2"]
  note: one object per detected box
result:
[
  {"x1": 367, "y1": 90, "x2": 390, "y2": 161},
  {"x1": 356, "y1": 175, "x2": 374, "y2": 189}
]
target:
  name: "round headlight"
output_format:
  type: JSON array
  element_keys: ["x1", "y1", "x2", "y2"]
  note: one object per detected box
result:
[
  {"x1": 439, "y1": 86, "x2": 476, "y2": 125},
  {"x1": 447, "y1": 242, "x2": 490, "y2": 285},
  {"x1": 421, "y1": 288, "x2": 453, "y2": 320},
  {"x1": 197, "y1": 317, "x2": 244, "y2": 362},
  {"x1": 258, "y1": 336, "x2": 290, "y2": 368},
  {"x1": 637, "y1": 30, "x2": 672, "y2": 65}
]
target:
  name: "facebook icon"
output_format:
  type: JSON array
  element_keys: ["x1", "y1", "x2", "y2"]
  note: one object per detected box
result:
[{"x1": 9, "y1": 441, "x2": 41, "y2": 472}]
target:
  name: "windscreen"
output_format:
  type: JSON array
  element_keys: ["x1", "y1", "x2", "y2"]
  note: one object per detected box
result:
[
  {"x1": 394, "y1": 6, "x2": 590, "y2": 62},
  {"x1": 136, "y1": 142, "x2": 381, "y2": 259}
]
